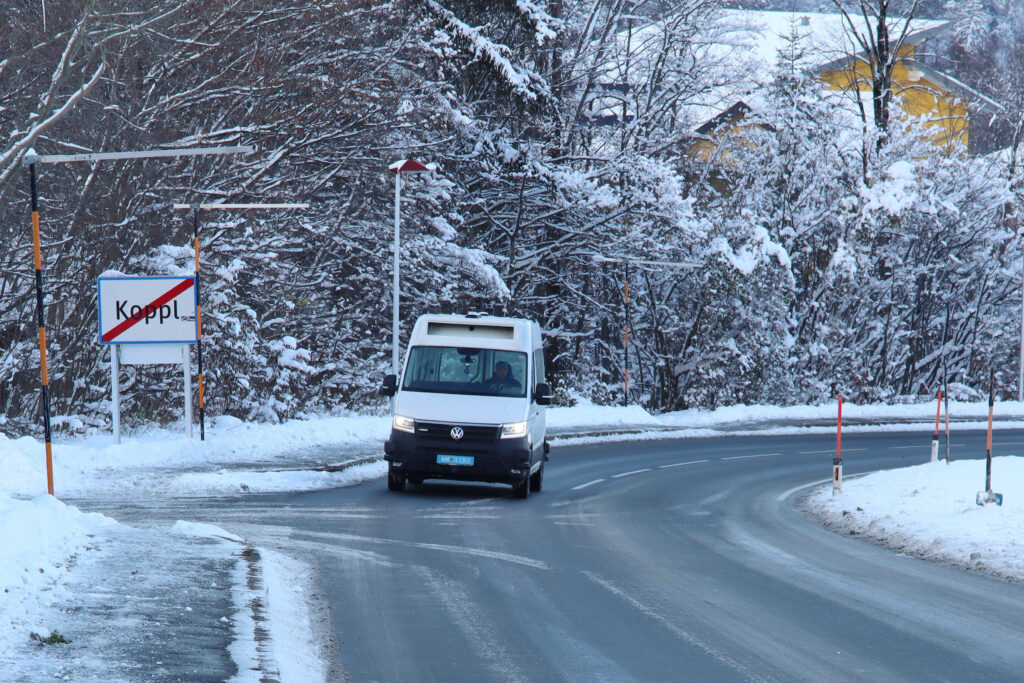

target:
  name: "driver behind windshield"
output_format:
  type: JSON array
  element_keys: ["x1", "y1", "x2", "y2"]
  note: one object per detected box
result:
[{"x1": 485, "y1": 360, "x2": 521, "y2": 391}]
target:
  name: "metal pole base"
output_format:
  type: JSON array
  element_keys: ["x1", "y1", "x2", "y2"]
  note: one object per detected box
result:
[{"x1": 976, "y1": 490, "x2": 1004, "y2": 506}]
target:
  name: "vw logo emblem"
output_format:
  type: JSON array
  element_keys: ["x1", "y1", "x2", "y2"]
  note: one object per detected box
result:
[{"x1": 450, "y1": 426, "x2": 464, "y2": 441}]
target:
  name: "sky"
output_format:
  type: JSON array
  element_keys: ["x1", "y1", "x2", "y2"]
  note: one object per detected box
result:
[{"x1": 2, "y1": 398, "x2": 1022, "y2": 680}]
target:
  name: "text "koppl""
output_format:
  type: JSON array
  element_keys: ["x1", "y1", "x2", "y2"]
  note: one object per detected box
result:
[{"x1": 115, "y1": 300, "x2": 184, "y2": 324}]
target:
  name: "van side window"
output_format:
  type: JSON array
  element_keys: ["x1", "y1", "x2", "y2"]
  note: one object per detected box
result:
[{"x1": 533, "y1": 349, "x2": 546, "y2": 386}]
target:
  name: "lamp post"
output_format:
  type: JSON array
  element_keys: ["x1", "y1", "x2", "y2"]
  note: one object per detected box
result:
[
  {"x1": 592, "y1": 255, "x2": 701, "y2": 406},
  {"x1": 388, "y1": 159, "x2": 434, "y2": 376}
]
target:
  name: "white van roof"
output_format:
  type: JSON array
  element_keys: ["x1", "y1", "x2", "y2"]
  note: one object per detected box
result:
[{"x1": 409, "y1": 314, "x2": 540, "y2": 353}]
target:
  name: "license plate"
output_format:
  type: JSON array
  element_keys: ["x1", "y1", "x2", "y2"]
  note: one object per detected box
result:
[{"x1": 436, "y1": 454, "x2": 474, "y2": 466}]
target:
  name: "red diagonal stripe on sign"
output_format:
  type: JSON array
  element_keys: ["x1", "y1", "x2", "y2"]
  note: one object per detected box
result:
[{"x1": 102, "y1": 278, "x2": 195, "y2": 342}]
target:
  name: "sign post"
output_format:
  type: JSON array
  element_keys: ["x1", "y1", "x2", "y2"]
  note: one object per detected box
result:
[
  {"x1": 22, "y1": 144, "x2": 252, "y2": 495},
  {"x1": 111, "y1": 345, "x2": 121, "y2": 444},
  {"x1": 99, "y1": 276, "x2": 199, "y2": 443}
]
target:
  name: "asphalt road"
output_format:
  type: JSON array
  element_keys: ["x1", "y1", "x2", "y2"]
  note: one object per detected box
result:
[{"x1": 87, "y1": 428, "x2": 1024, "y2": 681}]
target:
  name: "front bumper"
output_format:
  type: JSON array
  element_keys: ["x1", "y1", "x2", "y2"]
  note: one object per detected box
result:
[{"x1": 385, "y1": 426, "x2": 532, "y2": 484}]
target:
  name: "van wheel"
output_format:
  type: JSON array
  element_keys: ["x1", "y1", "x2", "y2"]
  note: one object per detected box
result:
[
  {"x1": 387, "y1": 472, "x2": 406, "y2": 492},
  {"x1": 530, "y1": 463, "x2": 544, "y2": 492},
  {"x1": 513, "y1": 475, "x2": 530, "y2": 499}
]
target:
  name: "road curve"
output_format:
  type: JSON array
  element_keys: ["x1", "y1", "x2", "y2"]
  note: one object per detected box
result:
[{"x1": 115, "y1": 429, "x2": 1024, "y2": 681}]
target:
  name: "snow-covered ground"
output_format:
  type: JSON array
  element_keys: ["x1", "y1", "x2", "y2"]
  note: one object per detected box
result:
[
  {"x1": 809, "y1": 458, "x2": 1024, "y2": 584},
  {"x1": 3, "y1": 398, "x2": 1024, "y2": 680}
]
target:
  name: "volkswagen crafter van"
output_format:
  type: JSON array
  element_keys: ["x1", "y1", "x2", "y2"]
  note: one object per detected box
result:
[{"x1": 381, "y1": 313, "x2": 552, "y2": 498}]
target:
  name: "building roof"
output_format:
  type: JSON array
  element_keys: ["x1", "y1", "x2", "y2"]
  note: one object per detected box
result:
[
  {"x1": 594, "y1": 9, "x2": 994, "y2": 142},
  {"x1": 712, "y1": 9, "x2": 948, "y2": 74},
  {"x1": 694, "y1": 101, "x2": 754, "y2": 136}
]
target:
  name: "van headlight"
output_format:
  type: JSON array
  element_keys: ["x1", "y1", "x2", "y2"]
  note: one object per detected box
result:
[
  {"x1": 500, "y1": 421, "x2": 527, "y2": 439},
  {"x1": 393, "y1": 415, "x2": 415, "y2": 434}
]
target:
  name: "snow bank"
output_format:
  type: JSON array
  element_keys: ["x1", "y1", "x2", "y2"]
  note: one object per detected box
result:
[
  {"x1": 660, "y1": 398, "x2": 1024, "y2": 428},
  {"x1": 807, "y1": 457, "x2": 1024, "y2": 582},
  {"x1": 547, "y1": 399, "x2": 662, "y2": 429},
  {"x1": 0, "y1": 413, "x2": 390, "y2": 499},
  {"x1": 0, "y1": 495, "x2": 117, "y2": 644}
]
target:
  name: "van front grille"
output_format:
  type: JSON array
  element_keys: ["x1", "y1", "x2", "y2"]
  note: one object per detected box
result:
[{"x1": 415, "y1": 421, "x2": 500, "y2": 443}]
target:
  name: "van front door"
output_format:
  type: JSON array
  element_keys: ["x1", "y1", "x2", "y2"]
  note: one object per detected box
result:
[{"x1": 529, "y1": 348, "x2": 547, "y2": 464}]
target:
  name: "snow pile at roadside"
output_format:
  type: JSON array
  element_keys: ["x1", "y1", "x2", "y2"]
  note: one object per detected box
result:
[
  {"x1": 171, "y1": 460, "x2": 387, "y2": 497},
  {"x1": 807, "y1": 457, "x2": 1024, "y2": 582},
  {"x1": 0, "y1": 413, "x2": 391, "y2": 499},
  {"x1": 547, "y1": 397, "x2": 663, "y2": 430},
  {"x1": 551, "y1": 396, "x2": 1024, "y2": 437},
  {"x1": 0, "y1": 495, "x2": 117, "y2": 646}
]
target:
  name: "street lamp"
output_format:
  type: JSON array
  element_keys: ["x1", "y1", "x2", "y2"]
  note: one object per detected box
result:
[
  {"x1": 592, "y1": 254, "x2": 701, "y2": 406},
  {"x1": 388, "y1": 159, "x2": 435, "y2": 376}
]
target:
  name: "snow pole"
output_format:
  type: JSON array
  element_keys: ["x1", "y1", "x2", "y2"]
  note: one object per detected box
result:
[
  {"x1": 833, "y1": 395, "x2": 843, "y2": 494},
  {"x1": 192, "y1": 205, "x2": 206, "y2": 441},
  {"x1": 930, "y1": 389, "x2": 942, "y2": 462},
  {"x1": 26, "y1": 157, "x2": 55, "y2": 496},
  {"x1": 942, "y1": 303, "x2": 951, "y2": 464},
  {"x1": 172, "y1": 200, "x2": 308, "y2": 441},
  {"x1": 623, "y1": 261, "x2": 630, "y2": 407},
  {"x1": 943, "y1": 377, "x2": 950, "y2": 464},
  {"x1": 976, "y1": 369, "x2": 1003, "y2": 506}
]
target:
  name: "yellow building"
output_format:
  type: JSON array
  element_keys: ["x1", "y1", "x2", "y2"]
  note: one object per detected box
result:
[
  {"x1": 817, "y1": 38, "x2": 976, "y2": 155},
  {"x1": 687, "y1": 11, "x2": 1004, "y2": 159}
]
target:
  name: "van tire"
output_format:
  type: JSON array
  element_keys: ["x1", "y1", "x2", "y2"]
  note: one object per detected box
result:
[
  {"x1": 387, "y1": 472, "x2": 406, "y2": 492},
  {"x1": 513, "y1": 475, "x2": 530, "y2": 499},
  {"x1": 530, "y1": 463, "x2": 544, "y2": 492}
]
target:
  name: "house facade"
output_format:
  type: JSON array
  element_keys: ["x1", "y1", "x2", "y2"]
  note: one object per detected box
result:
[{"x1": 686, "y1": 11, "x2": 1003, "y2": 160}]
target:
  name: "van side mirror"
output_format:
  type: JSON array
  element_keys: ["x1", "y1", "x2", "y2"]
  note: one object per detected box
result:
[
  {"x1": 380, "y1": 374, "x2": 397, "y2": 397},
  {"x1": 534, "y1": 382, "x2": 553, "y2": 406}
]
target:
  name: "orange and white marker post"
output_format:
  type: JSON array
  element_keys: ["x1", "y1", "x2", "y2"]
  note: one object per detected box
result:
[
  {"x1": 976, "y1": 369, "x2": 1003, "y2": 506},
  {"x1": 930, "y1": 389, "x2": 942, "y2": 462},
  {"x1": 833, "y1": 395, "x2": 843, "y2": 494},
  {"x1": 624, "y1": 263, "x2": 630, "y2": 406},
  {"x1": 191, "y1": 207, "x2": 207, "y2": 440},
  {"x1": 943, "y1": 379, "x2": 951, "y2": 463}
]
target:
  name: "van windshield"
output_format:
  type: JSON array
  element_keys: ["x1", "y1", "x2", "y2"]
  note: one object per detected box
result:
[{"x1": 402, "y1": 346, "x2": 528, "y2": 398}]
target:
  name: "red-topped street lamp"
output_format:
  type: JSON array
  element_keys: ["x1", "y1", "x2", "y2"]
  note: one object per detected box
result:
[{"x1": 388, "y1": 159, "x2": 435, "y2": 376}]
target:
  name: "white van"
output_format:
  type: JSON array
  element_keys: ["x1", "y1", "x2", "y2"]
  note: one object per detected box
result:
[{"x1": 381, "y1": 312, "x2": 552, "y2": 498}]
